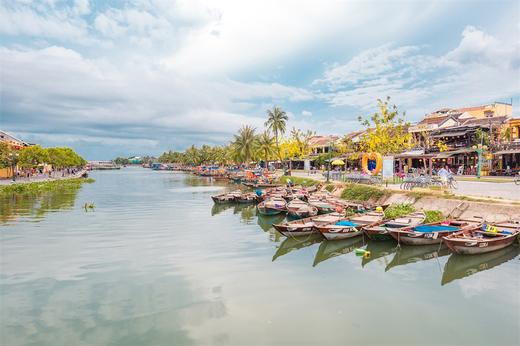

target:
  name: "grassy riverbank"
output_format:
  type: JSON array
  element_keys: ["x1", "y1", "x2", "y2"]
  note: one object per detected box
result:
[{"x1": 0, "y1": 178, "x2": 95, "y2": 195}]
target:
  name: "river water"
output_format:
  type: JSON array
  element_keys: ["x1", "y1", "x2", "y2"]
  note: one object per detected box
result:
[{"x1": 1, "y1": 167, "x2": 519, "y2": 346}]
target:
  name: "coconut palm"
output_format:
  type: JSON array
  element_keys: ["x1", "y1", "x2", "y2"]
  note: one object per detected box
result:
[
  {"x1": 257, "y1": 131, "x2": 276, "y2": 166},
  {"x1": 265, "y1": 106, "x2": 288, "y2": 159},
  {"x1": 232, "y1": 125, "x2": 258, "y2": 164}
]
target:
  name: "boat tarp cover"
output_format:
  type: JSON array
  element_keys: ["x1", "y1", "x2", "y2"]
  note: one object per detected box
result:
[
  {"x1": 336, "y1": 220, "x2": 358, "y2": 227},
  {"x1": 414, "y1": 225, "x2": 459, "y2": 233}
]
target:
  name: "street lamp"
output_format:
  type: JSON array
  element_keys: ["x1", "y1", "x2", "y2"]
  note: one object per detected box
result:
[
  {"x1": 472, "y1": 144, "x2": 488, "y2": 179},
  {"x1": 8, "y1": 152, "x2": 19, "y2": 182}
]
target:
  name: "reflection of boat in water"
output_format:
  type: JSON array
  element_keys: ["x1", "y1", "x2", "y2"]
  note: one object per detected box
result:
[
  {"x1": 272, "y1": 234, "x2": 323, "y2": 261},
  {"x1": 313, "y1": 237, "x2": 365, "y2": 267},
  {"x1": 361, "y1": 240, "x2": 398, "y2": 268},
  {"x1": 385, "y1": 244, "x2": 450, "y2": 272},
  {"x1": 441, "y1": 245, "x2": 520, "y2": 285},
  {"x1": 211, "y1": 203, "x2": 234, "y2": 216},
  {"x1": 257, "y1": 214, "x2": 286, "y2": 232}
]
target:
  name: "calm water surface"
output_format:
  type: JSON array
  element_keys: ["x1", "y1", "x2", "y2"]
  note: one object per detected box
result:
[{"x1": 1, "y1": 167, "x2": 519, "y2": 346}]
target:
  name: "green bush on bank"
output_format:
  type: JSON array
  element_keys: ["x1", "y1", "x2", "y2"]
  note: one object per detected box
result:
[
  {"x1": 384, "y1": 203, "x2": 415, "y2": 219},
  {"x1": 424, "y1": 210, "x2": 445, "y2": 223},
  {"x1": 279, "y1": 176, "x2": 319, "y2": 187},
  {"x1": 0, "y1": 178, "x2": 95, "y2": 195},
  {"x1": 341, "y1": 183, "x2": 389, "y2": 201}
]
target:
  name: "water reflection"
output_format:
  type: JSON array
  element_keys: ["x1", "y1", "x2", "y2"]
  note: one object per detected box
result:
[
  {"x1": 361, "y1": 240, "x2": 398, "y2": 268},
  {"x1": 385, "y1": 244, "x2": 451, "y2": 272},
  {"x1": 272, "y1": 234, "x2": 323, "y2": 261},
  {"x1": 210, "y1": 203, "x2": 234, "y2": 216},
  {"x1": 313, "y1": 237, "x2": 365, "y2": 267},
  {"x1": 0, "y1": 272, "x2": 227, "y2": 346},
  {"x1": 0, "y1": 183, "x2": 83, "y2": 224},
  {"x1": 441, "y1": 245, "x2": 520, "y2": 285}
]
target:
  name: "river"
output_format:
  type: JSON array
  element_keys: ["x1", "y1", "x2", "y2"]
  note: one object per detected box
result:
[{"x1": 1, "y1": 167, "x2": 519, "y2": 346}]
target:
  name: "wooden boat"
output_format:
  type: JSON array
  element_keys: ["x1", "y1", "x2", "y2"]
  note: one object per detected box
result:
[
  {"x1": 273, "y1": 213, "x2": 343, "y2": 237},
  {"x1": 363, "y1": 212, "x2": 426, "y2": 241},
  {"x1": 257, "y1": 197, "x2": 287, "y2": 216},
  {"x1": 211, "y1": 190, "x2": 241, "y2": 203},
  {"x1": 236, "y1": 192, "x2": 258, "y2": 204},
  {"x1": 388, "y1": 218, "x2": 483, "y2": 246},
  {"x1": 442, "y1": 221, "x2": 520, "y2": 255},
  {"x1": 316, "y1": 211, "x2": 385, "y2": 240},
  {"x1": 308, "y1": 198, "x2": 337, "y2": 214},
  {"x1": 286, "y1": 199, "x2": 318, "y2": 219}
]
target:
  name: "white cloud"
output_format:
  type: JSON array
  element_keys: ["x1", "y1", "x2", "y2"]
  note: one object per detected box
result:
[
  {"x1": 316, "y1": 26, "x2": 520, "y2": 119},
  {"x1": 301, "y1": 110, "x2": 312, "y2": 117}
]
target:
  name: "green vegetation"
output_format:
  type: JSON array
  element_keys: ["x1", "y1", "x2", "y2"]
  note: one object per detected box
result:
[
  {"x1": 424, "y1": 210, "x2": 445, "y2": 224},
  {"x1": 341, "y1": 183, "x2": 389, "y2": 201},
  {"x1": 0, "y1": 143, "x2": 86, "y2": 169},
  {"x1": 384, "y1": 203, "x2": 415, "y2": 219},
  {"x1": 357, "y1": 96, "x2": 411, "y2": 155},
  {"x1": 325, "y1": 183, "x2": 335, "y2": 192},
  {"x1": 279, "y1": 176, "x2": 318, "y2": 187},
  {"x1": 0, "y1": 178, "x2": 95, "y2": 195}
]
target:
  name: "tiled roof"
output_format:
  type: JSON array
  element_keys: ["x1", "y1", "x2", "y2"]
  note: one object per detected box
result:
[
  {"x1": 308, "y1": 135, "x2": 340, "y2": 146},
  {"x1": 461, "y1": 116, "x2": 509, "y2": 126}
]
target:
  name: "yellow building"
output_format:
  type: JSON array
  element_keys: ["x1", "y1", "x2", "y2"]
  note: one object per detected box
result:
[
  {"x1": 509, "y1": 118, "x2": 520, "y2": 140},
  {"x1": 455, "y1": 102, "x2": 512, "y2": 119}
]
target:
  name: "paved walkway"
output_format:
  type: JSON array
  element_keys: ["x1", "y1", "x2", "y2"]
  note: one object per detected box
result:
[
  {"x1": 0, "y1": 170, "x2": 87, "y2": 186},
  {"x1": 290, "y1": 170, "x2": 520, "y2": 202}
]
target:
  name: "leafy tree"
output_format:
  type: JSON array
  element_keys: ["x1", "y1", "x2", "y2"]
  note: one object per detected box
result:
[
  {"x1": 114, "y1": 157, "x2": 131, "y2": 165},
  {"x1": 265, "y1": 106, "x2": 288, "y2": 160},
  {"x1": 18, "y1": 145, "x2": 50, "y2": 168},
  {"x1": 358, "y1": 97, "x2": 412, "y2": 155},
  {"x1": 474, "y1": 128, "x2": 490, "y2": 146},
  {"x1": 0, "y1": 142, "x2": 13, "y2": 168},
  {"x1": 256, "y1": 131, "x2": 276, "y2": 164},
  {"x1": 231, "y1": 125, "x2": 257, "y2": 164},
  {"x1": 290, "y1": 128, "x2": 315, "y2": 159}
]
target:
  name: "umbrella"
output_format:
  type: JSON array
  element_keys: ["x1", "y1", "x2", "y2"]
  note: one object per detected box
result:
[{"x1": 331, "y1": 159, "x2": 345, "y2": 165}]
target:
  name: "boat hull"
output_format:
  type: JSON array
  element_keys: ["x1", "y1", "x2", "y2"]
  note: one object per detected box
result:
[
  {"x1": 319, "y1": 226, "x2": 363, "y2": 240},
  {"x1": 443, "y1": 237, "x2": 518, "y2": 255},
  {"x1": 363, "y1": 228, "x2": 393, "y2": 241},
  {"x1": 257, "y1": 208, "x2": 284, "y2": 216}
]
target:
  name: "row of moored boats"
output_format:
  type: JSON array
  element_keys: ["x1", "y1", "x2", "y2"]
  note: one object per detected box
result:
[{"x1": 212, "y1": 186, "x2": 520, "y2": 255}]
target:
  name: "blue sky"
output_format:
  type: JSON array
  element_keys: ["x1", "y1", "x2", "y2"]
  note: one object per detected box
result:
[{"x1": 1, "y1": 0, "x2": 519, "y2": 159}]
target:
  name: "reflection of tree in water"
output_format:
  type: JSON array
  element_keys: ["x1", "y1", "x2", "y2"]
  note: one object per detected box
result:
[
  {"x1": 0, "y1": 183, "x2": 83, "y2": 224},
  {"x1": 441, "y1": 246, "x2": 520, "y2": 286},
  {"x1": 0, "y1": 272, "x2": 228, "y2": 346}
]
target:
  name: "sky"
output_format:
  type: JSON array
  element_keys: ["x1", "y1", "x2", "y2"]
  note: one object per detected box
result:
[{"x1": 1, "y1": 0, "x2": 519, "y2": 160}]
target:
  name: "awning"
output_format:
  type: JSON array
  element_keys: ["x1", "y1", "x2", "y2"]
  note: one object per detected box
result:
[
  {"x1": 431, "y1": 131, "x2": 468, "y2": 138},
  {"x1": 435, "y1": 148, "x2": 477, "y2": 159},
  {"x1": 493, "y1": 149, "x2": 520, "y2": 155}
]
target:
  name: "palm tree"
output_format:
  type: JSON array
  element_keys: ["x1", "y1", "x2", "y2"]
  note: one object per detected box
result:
[
  {"x1": 265, "y1": 106, "x2": 288, "y2": 159},
  {"x1": 257, "y1": 131, "x2": 276, "y2": 166},
  {"x1": 232, "y1": 125, "x2": 257, "y2": 164}
]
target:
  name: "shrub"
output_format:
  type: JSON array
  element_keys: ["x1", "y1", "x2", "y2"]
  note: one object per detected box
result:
[
  {"x1": 279, "y1": 176, "x2": 318, "y2": 187},
  {"x1": 341, "y1": 183, "x2": 388, "y2": 201},
  {"x1": 424, "y1": 210, "x2": 445, "y2": 223},
  {"x1": 384, "y1": 203, "x2": 415, "y2": 219}
]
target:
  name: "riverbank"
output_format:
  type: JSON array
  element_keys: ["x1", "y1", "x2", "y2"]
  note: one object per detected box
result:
[
  {"x1": 288, "y1": 170, "x2": 520, "y2": 202},
  {"x1": 0, "y1": 175, "x2": 94, "y2": 195},
  {"x1": 277, "y1": 174, "x2": 519, "y2": 220},
  {"x1": 0, "y1": 169, "x2": 88, "y2": 186}
]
